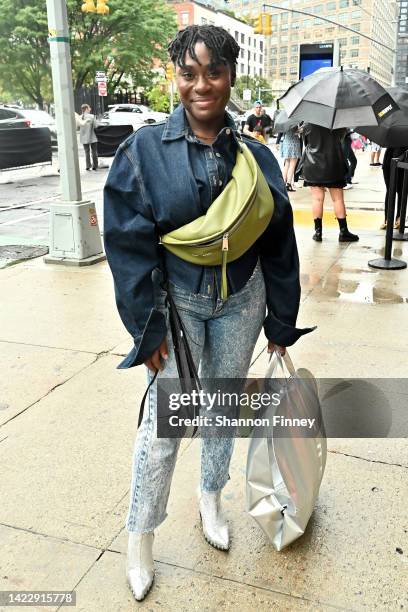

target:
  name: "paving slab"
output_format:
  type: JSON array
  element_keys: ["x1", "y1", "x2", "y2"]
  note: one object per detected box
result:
[
  {"x1": 73, "y1": 549, "x2": 329, "y2": 612},
  {"x1": 111, "y1": 439, "x2": 408, "y2": 611},
  {"x1": 0, "y1": 355, "x2": 145, "y2": 548},
  {"x1": 0, "y1": 263, "x2": 126, "y2": 353},
  {"x1": 0, "y1": 524, "x2": 99, "y2": 612},
  {"x1": 0, "y1": 341, "x2": 97, "y2": 425}
]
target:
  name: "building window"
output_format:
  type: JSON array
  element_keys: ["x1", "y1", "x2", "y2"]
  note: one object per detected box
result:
[
  {"x1": 338, "y1": 38, "x2": 347, "y2": 46},
  {"x1": 352, "y1": 10, "x2": 361, "y2": 19},
  {"x1": 180, "y1": 12, "x2": 189, "y2": 26},
  {"x1": 339, "y1": 0, "x2": 349, "y2": 8},
  {"x1": 201, "y1": 18, "x2": 207, "y2": 25},
  {"x1": 260, "y1": 41, "x2": 263, "y2": 52},
  {"x1": 280, "y1": 46, "x2": 288, "y2": 54},
  {"x1": 351, "y1": 49, "x2": 359, "y2": 57},
  {"x1": 351, "y1": 36, "x2": 359, "y2": 45},
  {"x1": 241, "y1": 33, "x2": 245, "y2": 44},
  {"x1": 291, "y1": 44, "x2": 297, "y2": 52},
  {"x1": 327, "y1": 1, "x2": 336, "y2": 10},
  {"x1": 235, "y1": 31, "x2": 239, "y2": 42}
]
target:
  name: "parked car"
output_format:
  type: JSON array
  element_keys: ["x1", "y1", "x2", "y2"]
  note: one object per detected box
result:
[
  {"x1": 101, "y1": 103, "x2": 168, "y2": 131},
  {"x1": 16, "y1": 109, "x2": 57, "y2": 146},
  {"x1": 0, "y1": 106, "x2": 29, "y2": 130},
  {"x1": 0, "y1": 106, "x2": 57, "y2": 145}
]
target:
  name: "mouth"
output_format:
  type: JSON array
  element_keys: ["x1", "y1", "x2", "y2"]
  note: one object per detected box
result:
[{"x1": 193, "y1": 98, "x2": 217, "y2": 107}]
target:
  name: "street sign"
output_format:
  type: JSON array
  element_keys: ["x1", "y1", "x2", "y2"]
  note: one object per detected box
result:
[
  {"x1": 98, "y1": 81, "x2": 107, "y2": 96},
  {"x1": 95, "y1": 71, "x2": 106, "y2": 82},
  {"x1": 243, "y1": 88, "x2": 252, "y2": 101}
]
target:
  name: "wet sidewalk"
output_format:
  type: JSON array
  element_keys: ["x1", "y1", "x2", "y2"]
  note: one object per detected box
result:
[{"x1": 1, "y1": 153, "x2": 408, "y2": 610}]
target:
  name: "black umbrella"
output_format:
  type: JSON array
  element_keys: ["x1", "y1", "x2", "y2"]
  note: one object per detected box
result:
[
  {"x1": 355, "y1": 87, "x2": 408, "y2": 147},
  {"x1": 273, "y1": 109, "x2": 301, "y2": 133},
  {"x1": 279, "y1": 67, "x2": 398, "y2": 130}
]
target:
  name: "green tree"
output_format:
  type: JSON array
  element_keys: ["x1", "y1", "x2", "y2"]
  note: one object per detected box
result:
[
  {"x1": 0, "y1": 0, "x2": 177, "y2": 107},
  {"x1": 233, "y1": 75, "x2": 274, "y2": 106},
  {"x1": 146, "y1": 82, "x2": 179, "y2": 113}
]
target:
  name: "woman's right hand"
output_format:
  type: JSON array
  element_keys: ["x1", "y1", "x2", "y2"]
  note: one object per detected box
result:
[{"x1": 144, "y1": 339, "x2": 169, "y2": 372}]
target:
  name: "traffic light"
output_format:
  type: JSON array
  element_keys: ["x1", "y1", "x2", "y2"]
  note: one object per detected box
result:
[
  {"x1": 253, "y1": 12, "x2": 272, "y2": 35},
  {"x1": 165, "y1": 63, "x2": 174, "y2": 81},
  {"x1": 254, "y1": 13, "x2": 263, "y2": 34},
  {"x1": 81, "y1": 0, "x2": 96, "y2": 12},
  {"x1": 96, "y1": 0, "x2": 109, "y2": 14},
  {"x1": 264, "y1": 14, "x2": 272, "y2": 36}
]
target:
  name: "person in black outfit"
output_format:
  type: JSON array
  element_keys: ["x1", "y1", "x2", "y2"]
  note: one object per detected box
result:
[
  {"x1": 342, "y1": 130, "x2": 358, "y2": 189},
  {"x1": 301, "y1": 123, "x2": 359, "y2": 242},
  {"x1": 381, "y1": 147, "x2": 407, "y2": 229},
  {"x1": 243, "y1": 101, "x2": 270, "y2": 142}
]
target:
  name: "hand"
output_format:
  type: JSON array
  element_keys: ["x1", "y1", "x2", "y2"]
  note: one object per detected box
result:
[
  {"x1": 144, "y1": 339, "x2": 168, "y2": 372},
  {"x1": 267, "y1": 341, "x2": 286, "y2": 356}
]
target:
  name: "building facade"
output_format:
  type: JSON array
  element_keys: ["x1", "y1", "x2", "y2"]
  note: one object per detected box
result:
[
  {"x1": 216, "y1": 0, "x2": 397, "y2": 96},
  {"x1": 396, "y1": 0, "x2": 408, "y2": 88},
  {"x1": 168, "y1": 1, "x2": 265, "y2": 78}
]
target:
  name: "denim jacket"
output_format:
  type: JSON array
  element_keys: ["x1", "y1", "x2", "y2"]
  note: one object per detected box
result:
[{"x1": 103, "y1": 105, "x2": 313, "y2": 368}]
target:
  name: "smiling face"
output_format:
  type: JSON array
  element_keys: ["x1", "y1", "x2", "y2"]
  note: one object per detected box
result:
[{"x1": 175, "y1": 41, "x2": 232, "y2": 133}]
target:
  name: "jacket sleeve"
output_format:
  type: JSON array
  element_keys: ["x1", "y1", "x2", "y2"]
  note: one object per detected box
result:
[
  {"x1": 255, "y1": 145, "x2": 316, "y2": 346},
  {"x1": 103, "y1": 144, "x2": 167, "y2": 368}
]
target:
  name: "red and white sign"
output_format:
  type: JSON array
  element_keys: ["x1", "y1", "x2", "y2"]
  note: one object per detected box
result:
[{"x1": 98, "y1": 81, "x2": 107, "y2": 96}]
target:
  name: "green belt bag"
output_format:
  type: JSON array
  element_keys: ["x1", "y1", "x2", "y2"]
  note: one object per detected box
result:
[{"x1": 160, "y1": 143, "x2": 275, "y2": 300}]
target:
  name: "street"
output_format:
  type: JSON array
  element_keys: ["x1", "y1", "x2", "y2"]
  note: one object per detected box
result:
[{"x1": 1, "y1": 144, "x2": 408, "y2": 610}]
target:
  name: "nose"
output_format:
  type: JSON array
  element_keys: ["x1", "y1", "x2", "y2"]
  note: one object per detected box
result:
[{"x1": 194, "y1": 74, "x2": 211, "y2": 94}]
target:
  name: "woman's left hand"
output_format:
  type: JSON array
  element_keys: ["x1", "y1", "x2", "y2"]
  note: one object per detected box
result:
[{"x1": 267, "y1": 341, "x2": 286, "y2": 356}]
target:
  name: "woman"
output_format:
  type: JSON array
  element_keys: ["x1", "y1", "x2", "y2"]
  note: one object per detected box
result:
[
  {"x1": 104, "y1": 25, "x2": 312, "y2": 602},
  {"x1": 302, "y1": 123, "x2": 359, "y2": 242},
  {"x1": 280, "y1": 126, "x2": 301, "y2": 191}
]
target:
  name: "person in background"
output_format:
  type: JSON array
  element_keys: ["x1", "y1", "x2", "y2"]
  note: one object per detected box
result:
[
  {"x1": 369, "y1": 141, "x2": 382, "y2": 166},
  {"x1": 278, "y1": 126, "x2": 302, "y2": 192},
  {"x1": 342, "y1": 129, "x2": 358, "y2": 190},
  {"x1": 243, "y1": 100, "x2": 270, "y2": 143},
  {"x1": 301, "y1": 123, "x2": 359, "y2": 243},
  {"x1": 381, "y1": 146, "x2": 407, "y2": 229},
  {"x1": 75, "y1": 104, "x2": 98, "y2": 171}
]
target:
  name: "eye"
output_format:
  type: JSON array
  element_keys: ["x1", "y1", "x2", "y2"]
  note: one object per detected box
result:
[{"x1": 181, "y1": 71, "x2": 194, "y2": 80}]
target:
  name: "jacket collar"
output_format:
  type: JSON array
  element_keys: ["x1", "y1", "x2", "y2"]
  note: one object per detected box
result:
[{"x1": 162, "y1": 104, "x2": 240, "y2": 146}]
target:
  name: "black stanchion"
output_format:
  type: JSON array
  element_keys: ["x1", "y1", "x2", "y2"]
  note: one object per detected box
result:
[{"x1": 368, "y1": 157, "x2": 407, "y2": 270}]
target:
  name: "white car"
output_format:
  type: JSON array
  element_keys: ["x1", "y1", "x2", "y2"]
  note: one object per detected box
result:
[
  {"x1": 16, "y1": 109, "x2": 58, "y2": 146},
  {"x1": 101, "y1": 104, "x2": 168, "y2": 131}
]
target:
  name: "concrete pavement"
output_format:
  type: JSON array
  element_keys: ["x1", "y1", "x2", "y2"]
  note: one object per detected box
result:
[{"x1": 1, "y1": 150, "x2": 408, "y2": 611}]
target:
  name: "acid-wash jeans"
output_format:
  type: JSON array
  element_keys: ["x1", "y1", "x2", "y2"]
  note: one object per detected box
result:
[{"x1": 126, "y1": 263, "x2": 266, "y2": 533}]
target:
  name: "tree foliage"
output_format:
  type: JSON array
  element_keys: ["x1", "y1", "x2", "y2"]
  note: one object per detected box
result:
[
  {"x1": 0, "y1": 0, "x2": 177, "y2": 107},
  {"x1": 146, "y1": 82, "x2": 179, "y2": 113},
  {"x1": 233, "y1": 75, "x2": 274, "y2": 106}
]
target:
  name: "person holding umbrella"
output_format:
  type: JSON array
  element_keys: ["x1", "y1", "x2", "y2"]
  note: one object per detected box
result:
[{"x1": 301, "y1": 123, "x2": 359, "y2": 242}]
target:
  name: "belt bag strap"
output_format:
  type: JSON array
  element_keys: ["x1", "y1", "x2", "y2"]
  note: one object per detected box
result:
[{"x1": 160, "y1": 143, "x2": 274, "y2": 300}]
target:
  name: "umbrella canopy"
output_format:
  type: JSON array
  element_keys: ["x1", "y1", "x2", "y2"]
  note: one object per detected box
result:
[
  {"x1": 273, "y1": 109, "x2": 301, "y2": 133},
  {"x1": 279, "y1": 67, "x2": 398, "y2": 130},
  {"x1": 355, "y1": 87, "x2": 408, "y2": 147}
]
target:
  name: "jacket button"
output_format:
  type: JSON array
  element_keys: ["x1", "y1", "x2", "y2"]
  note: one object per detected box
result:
[{"x1": 226, "y1": 129, "x2": 231, "y2": 135}]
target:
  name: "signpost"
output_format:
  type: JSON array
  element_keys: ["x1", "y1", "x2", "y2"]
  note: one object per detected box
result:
[
  {"x1": 96, "y1": 71, "x2": 107, "y2": 114},
  {"x1": 98, "y1": 81, "x2": 107, "y2": 96}
]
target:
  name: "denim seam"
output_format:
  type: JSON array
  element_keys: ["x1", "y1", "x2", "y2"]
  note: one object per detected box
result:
[{"x1": 127, "y1": 373, "x2": 155, "y2": 530}]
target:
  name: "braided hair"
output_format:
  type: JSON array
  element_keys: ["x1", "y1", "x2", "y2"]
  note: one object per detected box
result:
[{"x1": 168, "y1": 25, "x2": 240, "y2": 85}]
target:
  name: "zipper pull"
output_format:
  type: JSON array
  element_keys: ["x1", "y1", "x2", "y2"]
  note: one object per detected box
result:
[{"x1": 222, "y1": 233, "x2": 229, "y2": 251}]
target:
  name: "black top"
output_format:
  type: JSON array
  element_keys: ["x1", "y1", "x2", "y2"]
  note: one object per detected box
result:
[
  {"x1": 246, "y1": 113, "x2": 270, "y2": 134},
  {"x1": 302, "y1": 123, "x2": 348, "y2": 184}
]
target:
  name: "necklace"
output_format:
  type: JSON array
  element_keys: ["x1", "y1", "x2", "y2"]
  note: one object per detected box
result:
[{"x1": 194, "y1": 133, "x2": 217, "y2": 141}]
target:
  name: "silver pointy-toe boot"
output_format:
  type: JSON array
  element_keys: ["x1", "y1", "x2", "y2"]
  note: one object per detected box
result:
[
  {"x1": 198, "y1": 488, "x2": 230, "y2": 551},
  {"x1": 126, "y1": 532, "x2": 155, "y2": 601}
]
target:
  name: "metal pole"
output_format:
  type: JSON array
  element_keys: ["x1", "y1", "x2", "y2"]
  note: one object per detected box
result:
[
  {"x1": 368, "y1": 158, "x2": 406, "y2": 269},
  {"x1": 45, "y1": 0, "x2": 104, "y2": 265},
  {"x1": 170, "y1": 80, "x2": 174, "y2": 114}
]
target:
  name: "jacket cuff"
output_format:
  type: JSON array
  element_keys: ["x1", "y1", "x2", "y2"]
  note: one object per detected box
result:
[
  {"x1": 263, "y1": 312, "x2": 316, "y2": 347},
  {"x1": 117, "y1": 308, "x2": 167, "y2": 369}
]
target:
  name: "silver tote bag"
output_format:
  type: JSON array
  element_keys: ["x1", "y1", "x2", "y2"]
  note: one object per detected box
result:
[{"x1": 246, "y1": 351, "x2": 327, "y2": 551}]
